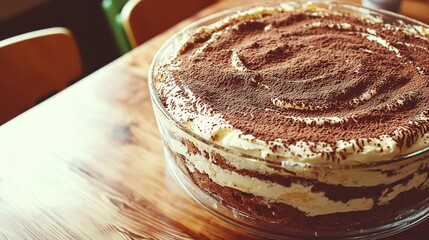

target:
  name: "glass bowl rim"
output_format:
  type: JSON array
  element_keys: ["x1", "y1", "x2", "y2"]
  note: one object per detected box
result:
[{"x1": 148, "y1": 0, "x2": 429, "y2": 170}]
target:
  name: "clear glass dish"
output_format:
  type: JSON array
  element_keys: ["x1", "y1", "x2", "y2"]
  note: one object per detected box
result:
[{"x1": 149, "y1": 1, "x2": 429, "y2": 239}]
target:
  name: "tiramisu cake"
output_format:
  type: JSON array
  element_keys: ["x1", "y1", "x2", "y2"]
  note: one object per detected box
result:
[{"x1": 152, "y1": 1, "x2": 429, "y2": 237}]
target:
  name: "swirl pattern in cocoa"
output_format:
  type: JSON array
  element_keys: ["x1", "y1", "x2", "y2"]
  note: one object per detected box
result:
[{"x1": 157, "y1": 7, "x2": 429, "y2": 162}]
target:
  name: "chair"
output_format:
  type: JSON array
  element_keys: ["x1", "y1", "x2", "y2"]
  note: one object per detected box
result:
[
  {"x1": 0, "y1": 27, "x2": 82, "y2": 125},
  {"x1": 102, "y1": 0, "x2": 132, "y2": 55},
  {"x1": 121, "y1": 0, "x2": 216, "y2": 48}
]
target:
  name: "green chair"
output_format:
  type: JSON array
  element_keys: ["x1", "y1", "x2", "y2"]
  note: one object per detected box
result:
[{"x1": 102, "y1": 0, "x2": 131, "y2": 55}]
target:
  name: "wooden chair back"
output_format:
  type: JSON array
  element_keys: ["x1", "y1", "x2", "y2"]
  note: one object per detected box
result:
[
  {"x1": 0, "y1": 27, "x2": 82, "y2": 124},
  {"x1": 121, "y1": 0, "x2": 216, "y2": 48}
]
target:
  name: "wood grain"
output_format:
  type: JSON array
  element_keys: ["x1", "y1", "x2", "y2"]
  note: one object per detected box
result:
[{"x1": 0, "y1": 0, "x2": 428, "y2": 239}]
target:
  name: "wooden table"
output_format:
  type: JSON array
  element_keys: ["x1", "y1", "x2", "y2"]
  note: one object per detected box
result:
[{"x1": 1, "y1": 0, "x2": 429, "y2": 239}]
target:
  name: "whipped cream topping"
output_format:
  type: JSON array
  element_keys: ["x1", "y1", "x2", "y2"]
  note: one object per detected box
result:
[{"x1": 155, "y1": 3, "x2": 429, "y2": 164}]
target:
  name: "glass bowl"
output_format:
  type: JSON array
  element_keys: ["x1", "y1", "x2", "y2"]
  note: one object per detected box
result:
[{"x1": 148, "y1": 1, "x2": 429, "y2": 239}]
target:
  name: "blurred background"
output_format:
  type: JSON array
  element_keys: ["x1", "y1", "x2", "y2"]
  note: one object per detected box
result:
[
  {"x1": 0, "y1": 0, "x2": 117, "y2": 77},
  {"x1": 0, "y1": 0, "x2": 216, "y2": 77}
]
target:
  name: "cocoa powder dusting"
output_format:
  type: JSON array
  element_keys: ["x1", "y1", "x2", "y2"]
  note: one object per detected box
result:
[{"x1": 158, "y1": 9, "x2": 429, "y2": 148}]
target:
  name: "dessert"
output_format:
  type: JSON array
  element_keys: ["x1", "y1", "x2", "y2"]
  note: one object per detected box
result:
[{"x1": 151, "y1": 1, "x2": 429, "y2": 238}]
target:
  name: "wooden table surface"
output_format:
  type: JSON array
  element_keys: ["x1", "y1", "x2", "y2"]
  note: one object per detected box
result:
[{"x1": 1, "y1": 0, "x2": 429, "y2": 239}]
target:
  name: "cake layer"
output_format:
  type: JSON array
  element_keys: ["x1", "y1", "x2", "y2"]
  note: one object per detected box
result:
[
  {"x1": 188, "y1": 166, "x2": 429, "y2": 232},
  {"x1": 163, "y1": 130, "x2": 429, "y2": 217}
]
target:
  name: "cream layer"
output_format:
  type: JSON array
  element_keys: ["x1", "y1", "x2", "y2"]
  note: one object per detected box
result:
[{"x1": 167, "y1": 129, "x2": 429, "y2": 216}]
